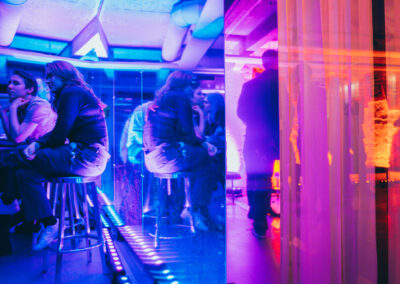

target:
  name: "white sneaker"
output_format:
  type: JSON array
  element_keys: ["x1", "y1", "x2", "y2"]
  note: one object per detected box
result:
[
  {"x1": 0, "y1": 197, "x2": 20, "y2": 215},
  {"x1": 32, "y1": 224, "x2": 43, "y2": 248},
  {"x1": 32, "y1": 219, "x2": 59, "y2": 251},
  {"x1": 180, "y1": 207, "x2": 191, "y2": 222},
  {"x1": 192, "y1": 212, "x2": 209, "y2": 231}
]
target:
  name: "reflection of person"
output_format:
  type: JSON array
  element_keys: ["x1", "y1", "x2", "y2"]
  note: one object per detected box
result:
[
  {"x1": 143, "y1": 71, "x2": 218, "y2": 231},
  {"x1": 0, "y1": 60, "x2": 110, "y2": 252},
  {"x1": 127, "y1": 102, "x2": 152, "y2": 165},
  {"x1": 36, "y1": 77, "x2": 52, "y2": 101},
  {"x1": 204, "y1": 93, "x2": 225, "y2": 184},
  {"x1": 204, "y1": 93, "x2": 225, "y2": 152},
  {"x1": 118, "y1": 101, "x2": 153, "y2": 225},
  {"x1": 0, "y1": 71, "x2": 56, "y2": 144},
  {"x1": 191, "y1": 88, "x2": 206, "y2": 139},
  {"x1": 237, "y1": 50, "x2": 280, "y2": 238}
]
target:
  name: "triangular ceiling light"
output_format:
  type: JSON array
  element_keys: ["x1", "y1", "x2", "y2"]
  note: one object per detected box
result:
[
  {"x1": 72, "y1": 17, "x2": 108, "y2": 58},
  {"x1": 75, "y1": 33, "x2": 107, "y2": 58}
]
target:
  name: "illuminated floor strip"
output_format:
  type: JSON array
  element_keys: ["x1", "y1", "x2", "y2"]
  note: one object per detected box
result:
[
  {"x1": 98, "y1": 190, "x2": 177, "y2": 283},
  {"x1": 118, "y1": 226, "x2": 179, "y2": 284},
  {"x1": 103, "y1": 228, "x2": 136, "y2": 283},
  {"x1": 103, "y1": 205, "x2": 125, "y2": 227},
  {"x1": 103, "y1": 228, "x2": 125, "y2": 275}
]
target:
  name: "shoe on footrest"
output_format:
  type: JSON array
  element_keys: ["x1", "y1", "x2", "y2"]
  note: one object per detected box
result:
[
  {"x1": 32, "y1": 219, "x2": 59, "y2": 251},
  {"x1": 192, "y1": 212, "x2": 209, "y2": 231},
  {"x1": 180, "y1": 207, "x2": 191, "y2": 222},
  {"x1": 0, "y1": 195, "x2": 20, "y2": 215}
]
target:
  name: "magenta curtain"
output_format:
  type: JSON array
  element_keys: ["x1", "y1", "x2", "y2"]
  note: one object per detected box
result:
[{"x1": 278, "y1": 0, "x2": 386, "y2": 283}]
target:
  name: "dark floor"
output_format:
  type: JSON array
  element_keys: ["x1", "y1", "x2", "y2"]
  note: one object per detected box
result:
[
  {"x1": 0, "y1": 190, "x2": 280, "y2": 284},
  {"x1": 226, "y1": 196, "x2": 280, "y2": 284},
  {"x1": 0, "y1": 233, "x2": 112, "y2": 284},
  {"x1": 118, "y1": 223, "x2": 226, "y2": 283}
]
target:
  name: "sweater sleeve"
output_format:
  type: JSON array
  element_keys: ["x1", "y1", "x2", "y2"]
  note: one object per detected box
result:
[{"x1": 37, "y1": 87, "x2": 82, "y2": 147}]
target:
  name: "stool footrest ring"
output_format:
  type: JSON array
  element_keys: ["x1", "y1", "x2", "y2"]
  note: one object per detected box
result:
[{"x1": 59, "y1": 243, "x2": 102, "y2": 254}]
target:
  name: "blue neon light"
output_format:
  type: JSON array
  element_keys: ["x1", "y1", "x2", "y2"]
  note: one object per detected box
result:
[
  {"x1": 10, "y1": 35, "x2": 67, "y2": 54},
  {"x1": 113, "y1": 48, "x2": 162, "y2": 62}
]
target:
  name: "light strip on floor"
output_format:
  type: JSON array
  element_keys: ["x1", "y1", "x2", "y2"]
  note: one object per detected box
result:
[
  {"x1": 103, "y1": 205, "x2": 125, "y2": 227},
  {"x1": 103, "y1": 228, "x2": 125, "y2": 275},
  {"x1": 118, "y1": 226, "x2": 179, "y2": 283}
]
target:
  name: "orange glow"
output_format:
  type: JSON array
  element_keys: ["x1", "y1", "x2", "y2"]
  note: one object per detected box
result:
[
  {"x1": 362, "y1": 100, "x2": 400, "y2": 168},
  {"x1": 349, "y1": 171, "x2": 400, "y2": 183},
  {"x1": 289, "y1": 114, "x2": 301, "y2": 165},
  {"x1": 252, "y1": 67, "x2": 264, "y2": 78},
  {"x1": 271, "y1": 160, "x2": 280, "y2": 189},
  {"x1": 327, "y1": 152, "x2": 332, "y2": 166},
  {"x1": 271, "y1": 218, "x2": 280, "y2": 230}
]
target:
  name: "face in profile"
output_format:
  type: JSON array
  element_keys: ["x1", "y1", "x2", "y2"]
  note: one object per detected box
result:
[
  {"x1": 191, "y1": 88, "x2": 206, "y2": 107},
  {"x1": 203, "y1": 96, "x2": 211, "y2": 113},
  {"x1": 7, "y1": 74, "x2": 33, "y2": 102},
  {"x1": 45, "y1": 71, "x2": 64, "y2": 93}
]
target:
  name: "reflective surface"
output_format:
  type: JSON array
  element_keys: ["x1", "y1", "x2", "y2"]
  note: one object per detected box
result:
[{"x1": 0, "y1": 1, "x2": 225, "y2": 283}]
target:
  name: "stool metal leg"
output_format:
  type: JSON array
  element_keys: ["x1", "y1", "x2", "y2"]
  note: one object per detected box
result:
[
  {"x1": 52, "y1": 183, "x2": 59, "y2": 216},
  {"x1": 183, "y1": 177, "x2": 195, "y2": 233},
  {"x1": 231, "y1": 179, "x2": 235, "y2": 205},
  {"x1": 67, "y1": 184, "x2": 76, "y2": 249},
  {"x1": 89, "y1": 182, "x2": 107, "y2": 273},
  {"x1": 167, "y1": 178, "x2": 171, "y2": 196},
  {"x1": 82, "y1": 183, "x2": 92, "y2": 263},
  {"x1": 55, "y1": 182, "x2": 67, "y2": 284},
  {"x1": 72, "y1": 184, "x2": 81, "y2": 222},
  {"x1": 154, "y1": 178, "x2": 163, "y2": 248},
  {"x1": 46, "y1": 182, "x2": 51, "y2": 200}
]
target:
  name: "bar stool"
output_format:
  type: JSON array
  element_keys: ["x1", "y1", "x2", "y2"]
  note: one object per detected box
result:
[
  {"x1": 226, "y1": 172, "x2": 242, "y2": 204},
  {"x1": 152, "y1": 172, "x2": 194, "y2": 248},
  {"x1": 44, "y1": 176, "x2": 107, "y2": 283}
]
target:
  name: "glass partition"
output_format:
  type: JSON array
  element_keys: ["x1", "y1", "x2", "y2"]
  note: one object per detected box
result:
[{"x1": 0, "y1": 1, "x2": 225, "y2": 283}]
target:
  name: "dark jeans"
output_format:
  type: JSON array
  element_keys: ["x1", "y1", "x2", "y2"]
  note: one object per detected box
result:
[
  {"x1": 0, "y1": 147, "x2": 20, "y2": 203},
  {"x1": 2, "y1": 144, "x2": 109, "y2": 222},
  {"x1": 145, "y1": 143, "x2": 218, "y2": 211},
  {"x1": 246, "y1": 173, "x2": 273, "y2": 233},
  {"x1": 0, "y1": 215, "x2": 12, "y2": 254}
]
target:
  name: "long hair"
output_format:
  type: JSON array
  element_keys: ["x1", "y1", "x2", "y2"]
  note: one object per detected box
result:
[
  {"x1": 153, "y1": 70, "x2": 194, "y2": 105},
  {"x1": 207, "y1": 93, "x2": 225, "y2": 127},
  {"x1": 45, "y1": 61, "x2": 106, "y2": 110}
]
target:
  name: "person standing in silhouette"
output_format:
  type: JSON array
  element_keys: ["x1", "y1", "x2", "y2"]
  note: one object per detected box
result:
[{"x1": 237, "y1": 50, "x2": 280, "y2": 238}]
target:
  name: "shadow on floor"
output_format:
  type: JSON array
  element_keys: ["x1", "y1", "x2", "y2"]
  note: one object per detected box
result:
[
  {"x1": 227, "y1": 196, "x2": 280, "y2": 284},
  {"x1": 0, "y1": 233, "x2": 111, "y2": 284}
]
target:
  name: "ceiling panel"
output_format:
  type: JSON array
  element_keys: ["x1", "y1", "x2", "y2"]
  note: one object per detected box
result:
[
  {"x1": 17, "y1": 0, "x2": 99, "y2": 41},
  {"x1": 100, "y1": 10, "x2": 170, "y2": 47}
]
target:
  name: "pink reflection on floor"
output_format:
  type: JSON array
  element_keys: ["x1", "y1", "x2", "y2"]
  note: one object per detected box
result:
[{"x1": 227, "y1": 196, "x2": 280, "y2": 284}]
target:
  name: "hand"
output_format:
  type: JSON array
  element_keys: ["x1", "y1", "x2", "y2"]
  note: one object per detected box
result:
[
  {"x1": 10, "y1": 98, "x2": 28, "y2": 110},
  {"x1": 192, "y1": 105, "x2": 204, "y2": 116},
  {"x1": 23, "y1": 142, "x2": 40, "y2": 160},
  {"x1": 203, "y1": 141, "x2": 217, "y2": 157},
  {"x1": 148, "y1": 103, "x2": 159, "y2": 113}
]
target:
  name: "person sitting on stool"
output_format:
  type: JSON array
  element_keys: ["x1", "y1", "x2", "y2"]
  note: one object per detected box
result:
[
  {"x1": 0, "y1": 60, "x2": 110, "y2": 251},
  {"x1": 143, "y1": 71, "x2": 218, "y2": 231}
]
